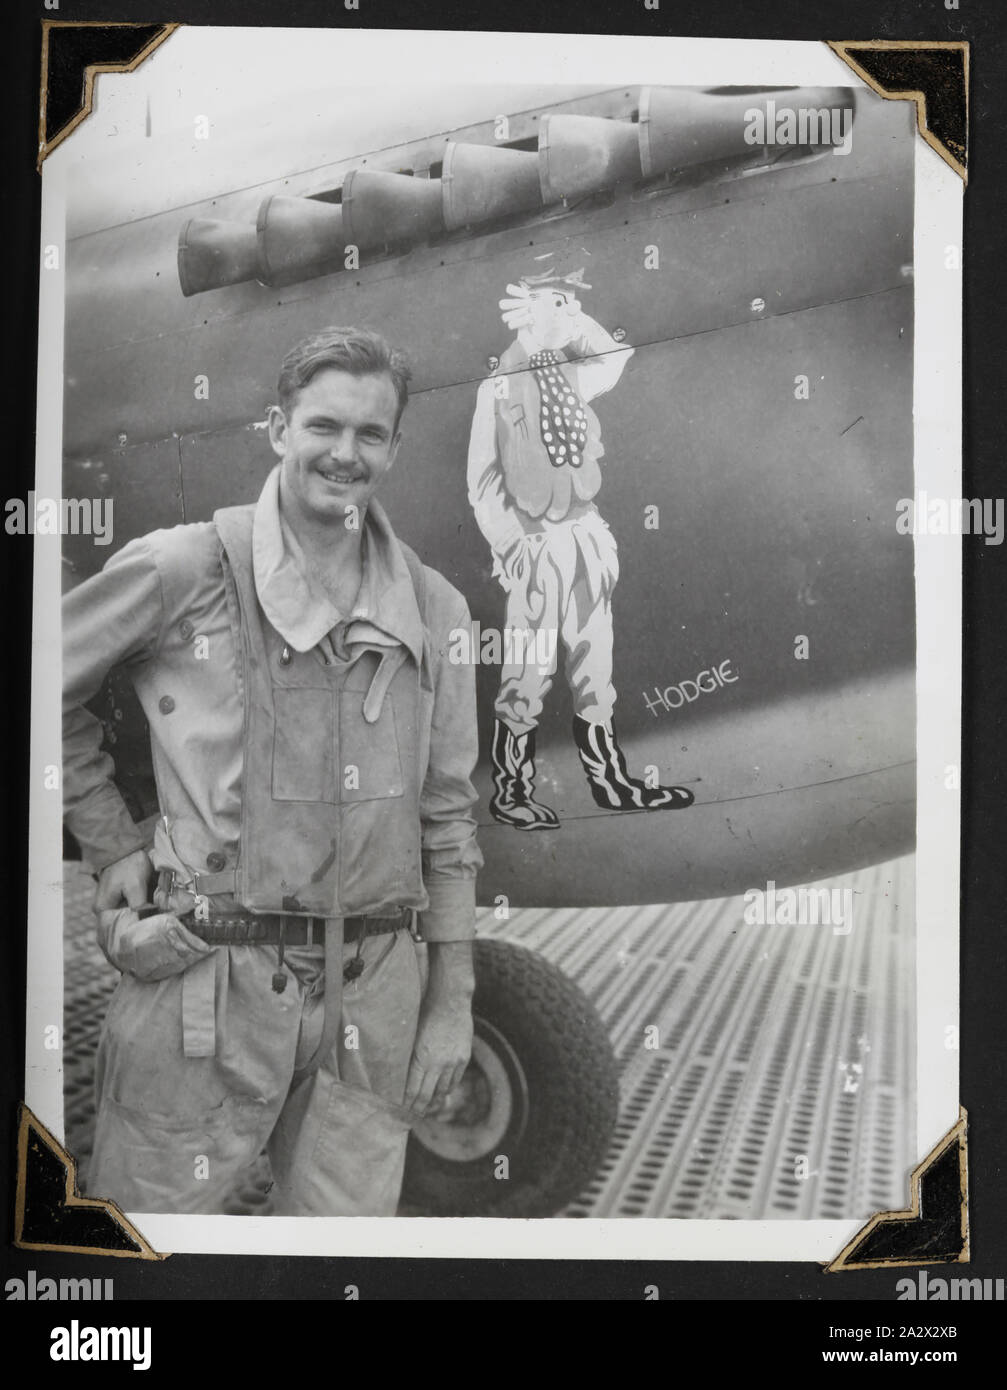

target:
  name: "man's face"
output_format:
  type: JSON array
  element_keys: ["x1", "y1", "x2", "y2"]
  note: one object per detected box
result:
[
  {"x1": 525, "y1": 287, "x2": 580, "y2": 350},
  {"x1": 269, "y1": 368, "x2": 402, "y2": 525}
]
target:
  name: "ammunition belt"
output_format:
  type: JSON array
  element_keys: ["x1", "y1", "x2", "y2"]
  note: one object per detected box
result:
[{"x1": 177, "y1": 906, "x2": 412, "y2": 947}]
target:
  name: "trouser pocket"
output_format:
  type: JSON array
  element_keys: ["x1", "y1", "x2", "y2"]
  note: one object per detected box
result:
[
  {"x1": 269, "y1": 1074, "x2": 415, "y2": 1217},
  {"x1": 89, "y1": 951, "x2": 301, "y2": 1213},
  {"x1": 88, "y1": 1092, "x2": 273, "y2": 1215}
]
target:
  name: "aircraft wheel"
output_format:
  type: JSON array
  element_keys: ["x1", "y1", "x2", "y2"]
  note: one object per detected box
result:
[{"x1": 401, "y1": 938, "x2": 619, "y2": 1217}]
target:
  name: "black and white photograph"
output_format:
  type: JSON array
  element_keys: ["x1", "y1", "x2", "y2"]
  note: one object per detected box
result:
[{"x1": 23, "y1": 26, "x2": 963, "y2": 1263}]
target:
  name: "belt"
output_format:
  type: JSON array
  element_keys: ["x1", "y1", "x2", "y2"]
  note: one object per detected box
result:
[{"x1": 175, "y1": 907, "x2": 412, "y2": 948}]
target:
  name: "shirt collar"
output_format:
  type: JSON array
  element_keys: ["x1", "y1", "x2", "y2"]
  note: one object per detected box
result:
[{"x1": 252, "y1": 464, "x2": 424, "y2": 666}]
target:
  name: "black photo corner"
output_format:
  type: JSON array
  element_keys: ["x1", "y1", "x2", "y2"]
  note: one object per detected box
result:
[{"x1": 2, "y1": 0, "x2": 1006, "y2": 1345}]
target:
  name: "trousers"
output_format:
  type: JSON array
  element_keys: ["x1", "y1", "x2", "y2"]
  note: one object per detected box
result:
[
  {"x1": 494, "y1": 507, "x2": 620, "y2": 733},
  {"x1": 87, "y1": 928, "x2": 423, "y2": 1216}
]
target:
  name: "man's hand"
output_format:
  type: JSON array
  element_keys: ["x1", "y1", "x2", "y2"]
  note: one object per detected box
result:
[
  {"x1": 404, "y1": 940, "x2": 475, "y2": 1117},
  {"x1": 96, "y1": 907, "x2": 215, "y2": 981},
  {"x1": 94, "y1": 848, "x2": 153, "y2": 911}
]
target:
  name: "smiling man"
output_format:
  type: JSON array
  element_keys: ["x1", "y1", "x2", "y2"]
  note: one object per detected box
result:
[{"x1": 63, "y1": 326, "x2": 482, "y2": 1216}]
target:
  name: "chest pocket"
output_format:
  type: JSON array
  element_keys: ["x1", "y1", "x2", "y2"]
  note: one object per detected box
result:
[
  {"x1": 270, "y1": 685, "x2": 405, "y2": 804},
  {"x1": 339, "y1": 691, "x2": 404, "y2": 802},
  {"x1": 271, "y1": 688, "x2": 338, "y2": 803}
]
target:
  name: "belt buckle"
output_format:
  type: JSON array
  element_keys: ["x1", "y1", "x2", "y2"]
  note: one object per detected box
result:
[
  {"x1": 277, "y1": 914, "x2": 313, "y2": 948},
  {"x1": 193, "y1": 894, "x2": 211, "y2": 924}
]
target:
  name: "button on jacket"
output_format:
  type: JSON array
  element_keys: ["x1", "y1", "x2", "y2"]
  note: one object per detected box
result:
[{"x1": 63, "y1": 466, "x2": 482, "y2": 940}]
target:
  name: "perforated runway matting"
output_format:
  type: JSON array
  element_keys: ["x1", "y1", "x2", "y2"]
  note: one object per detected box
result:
[{"x1": 62, "y1": 855, "x2": 915, "y2": 1220}]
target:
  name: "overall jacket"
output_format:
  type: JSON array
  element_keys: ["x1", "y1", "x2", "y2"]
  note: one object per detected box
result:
[{"x1": 63, "y1": 473, "x2": 482, "y2": 940}]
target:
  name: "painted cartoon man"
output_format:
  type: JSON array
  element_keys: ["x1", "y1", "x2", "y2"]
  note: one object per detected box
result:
[{"x1": 467, "y1": 263, "x2": 694, "y2": 830}]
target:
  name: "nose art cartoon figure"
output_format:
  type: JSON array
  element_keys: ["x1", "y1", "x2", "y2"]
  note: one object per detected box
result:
[{"x1": 467, "y1": 260, "x2": 695, "y2": 830}]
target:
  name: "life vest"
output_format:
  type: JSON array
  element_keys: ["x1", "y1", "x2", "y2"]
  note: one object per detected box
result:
[{"x1": 213, "y1": 505, "x2": 434, "y2": 918}]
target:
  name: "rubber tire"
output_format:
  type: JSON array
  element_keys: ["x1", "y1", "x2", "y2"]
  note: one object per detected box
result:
[{"x1": 401, "y1": 938, "x2": 619, "y2": 1218}]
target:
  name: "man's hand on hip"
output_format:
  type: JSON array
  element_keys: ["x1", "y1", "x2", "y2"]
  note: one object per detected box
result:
[
  {"x1": 404, "y1": 940, "x2": 475, "y2": 1116},
  {"x1": 94, "y1": 848, "x2": 154, "y2": 911},
  {"x1": 96, "y1": 906, "x2": 215, "y2": 981}
]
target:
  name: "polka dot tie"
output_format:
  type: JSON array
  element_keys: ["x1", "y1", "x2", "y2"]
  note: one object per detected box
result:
[{"x1": 528, "y1": 349, "x2": 588, "y2": 469}]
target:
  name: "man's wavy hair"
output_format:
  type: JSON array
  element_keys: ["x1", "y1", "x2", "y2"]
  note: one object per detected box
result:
[{"x1": 277, "y1": 326, "x2": 412, "y2": 428}]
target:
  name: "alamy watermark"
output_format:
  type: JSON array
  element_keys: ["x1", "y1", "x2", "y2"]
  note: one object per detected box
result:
[
  {"x1": 4, "y1": 493, "x2": 113, "y2": 545},
  {"x1": 896, "y1": 1271, "x2": 1003, "y2": 1301},
  {"x1": 743, "y1": 880, "x2": 853, "y2": 936},
  {"x1": 743, "y1": 98, "x2": 854, "y2": 157},
  {"x1": 896, "y1": 493, "x2": 1004, "y2": 546},
  {"x1": 447, "y1": 622, "x2": 557, "y2": 667},
  {"x1": 6, "y1": 1271, "x2": 113, "y2": 1300},
  {"x1": 49, "y1": 1320, "x2": 151, "y2": 1370}
]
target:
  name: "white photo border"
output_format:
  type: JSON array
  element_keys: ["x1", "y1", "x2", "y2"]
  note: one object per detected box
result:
[{"x1": 27, "y1": 27, "x2": 962, "y2": 1261}]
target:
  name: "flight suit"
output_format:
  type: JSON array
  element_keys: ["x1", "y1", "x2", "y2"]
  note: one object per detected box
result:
[{"x1": 64, "y1": 466, "x2": 481, "y2": 1214}]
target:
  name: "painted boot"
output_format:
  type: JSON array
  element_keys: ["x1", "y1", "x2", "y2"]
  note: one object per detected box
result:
[
  {"x1": 573, "y1": 715, "x2": 694, "y2": 811},
  {"x1": 489, "y1": 719, "x2": 560, "y2": 830}
]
